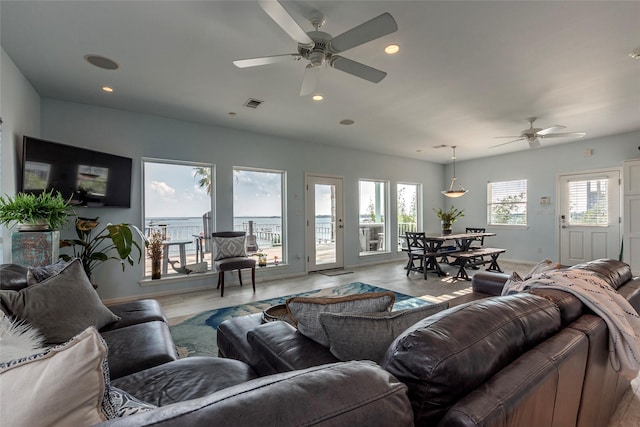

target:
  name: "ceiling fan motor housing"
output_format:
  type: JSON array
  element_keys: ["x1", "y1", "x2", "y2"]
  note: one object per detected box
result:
[{"x1": 299, "y1": 31, "x2": 331, "y2": 66}]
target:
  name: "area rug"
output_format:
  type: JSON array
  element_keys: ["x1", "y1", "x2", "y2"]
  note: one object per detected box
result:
[{"x1": 170, "y1": 282, "x2": 429, "y2": 358}]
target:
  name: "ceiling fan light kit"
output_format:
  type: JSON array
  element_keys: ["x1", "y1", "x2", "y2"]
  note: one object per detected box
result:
[
  {"x1": 442, "y1": 146, "x2": 468, "y2": 198},
  {"x1": 234, "y1": 0, "x2": 398, "y2": 96}
]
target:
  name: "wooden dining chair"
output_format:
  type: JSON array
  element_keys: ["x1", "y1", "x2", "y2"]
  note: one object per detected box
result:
[
  {"x1": 405, "y1": 232, "x2": 428, "y2": 279},
  {"x1": 465, "y1": 227, "x2": 486, "y2": 248},
  {"x1": 211, "y1": 231, "x2": 256, "y2": 297}
]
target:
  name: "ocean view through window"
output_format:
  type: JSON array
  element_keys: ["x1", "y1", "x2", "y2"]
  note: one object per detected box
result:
[
  {"x1": 233, "y1": 168, "x2": 286, "y2": 265},
  {"x1": 143, "y1": 160, "x2": 214, "y2": 277}
]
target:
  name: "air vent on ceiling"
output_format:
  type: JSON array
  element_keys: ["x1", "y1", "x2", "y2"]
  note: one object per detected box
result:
[{"x1": 244, "y1": 98, "x2": 264, "y2": 109}]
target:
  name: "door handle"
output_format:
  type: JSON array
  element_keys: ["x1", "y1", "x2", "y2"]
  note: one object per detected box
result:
[{"x1": 561, "y1": 225, "x2": 568, "y2": 229}]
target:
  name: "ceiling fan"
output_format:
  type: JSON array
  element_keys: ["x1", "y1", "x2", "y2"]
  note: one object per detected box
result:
[
  {"x1": 233, "y1": 0, "x2": 398, "y2": 96},
  {"x1": 491, "y1": 117, "x2": 586, "y2": 149}
]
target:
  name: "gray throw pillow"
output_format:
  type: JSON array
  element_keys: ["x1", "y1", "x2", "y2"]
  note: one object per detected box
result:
[
  {"x1": 286, "y1": 292, "x2": 395, "y2": 347},
  {"x1": 26, "y1": 259, "x2": 70, "y2": 285},
  {"x1": 213, "y1": 235, "x2": 247, "y2": 260},
  {"x1": 0, "y1": 259, "x2": 120, "y2": 344},
  {"x1": 319, "y1": 302, "x2": 450, "y2": 363}
]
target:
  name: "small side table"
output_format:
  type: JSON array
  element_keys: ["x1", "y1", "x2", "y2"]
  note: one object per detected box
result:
[{"x1": 161, "y1": 240, "x2": 192, "y2": 274}]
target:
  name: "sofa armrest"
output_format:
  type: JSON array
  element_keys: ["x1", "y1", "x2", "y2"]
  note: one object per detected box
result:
[
  {"x1": 247, "y1": 321, "x2": 338, "y2": 376},
  {"x1": 95, "y1": 361, "x2": 414, "y2": 427},
  {"x1": 471, "y1": 271, "x2": 510, "y2": 295}
]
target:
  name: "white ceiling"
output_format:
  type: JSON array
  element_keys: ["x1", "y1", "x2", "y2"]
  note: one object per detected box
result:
[{"x1": 1, "y1": 1, "x2": 639, "y2": 163}]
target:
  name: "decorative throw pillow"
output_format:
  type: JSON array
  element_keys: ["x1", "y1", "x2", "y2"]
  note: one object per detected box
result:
[
  {"x1": 0, "y1": 259, "x2": 120, "y2": 344},
  {"x1": 320, "y1": 301, "x2": 450, "y2": 363},
  {"x1": 501, "y1": 271, "x2": 524, "y2": 295},
  {"x1": 0, "y1": 311, "x2": 47, "y2": 363},
  {"x1": 26, "y1": 259, "x2": 70, "y2": 285},
  {"x1": 213, "y1": 235, "x2": 247, "y2": 260},
  {"x1": 286, "y1": 292, "x2": 395, "y2": 347},
  {"x1": 108, "y1": 387, "x2": 157, "y2": 417},
  {"x1": 0, "y1": 327, "x2": 112, "y2": 426},
  {"x1": 524, "y1": 259, "x2": 561, "y2": 280}
]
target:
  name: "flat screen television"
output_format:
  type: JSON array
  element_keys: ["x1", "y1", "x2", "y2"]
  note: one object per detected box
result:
[{"x1": 20, "y1": 136, "x2": 132, "y2": 208}]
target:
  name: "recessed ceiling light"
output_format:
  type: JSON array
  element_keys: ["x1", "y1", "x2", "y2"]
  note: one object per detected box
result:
[
  {"x1": 384, "y1": 44, "x2": 400, "y2": 54},
  {"x1": 85, "y1": 54, "x2": 119, "y2": 70},
  {"x1": 102, "y1": 86, "x2": 114, "y2": 93},
  {"x1": 339, "y1": 119, "x2": 355, "y2": 126},
  {"x1": 228, "y1": 112, "x2": 237, "y2": 117},
  {"x1": 416, "y1": 149, "x2": 422, "y2": 153},
  {"x1": 312, "y1": 95, "x2": 323, "y2": 101}
]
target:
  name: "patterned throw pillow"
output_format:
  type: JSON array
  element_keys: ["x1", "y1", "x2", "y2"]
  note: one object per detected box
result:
[
  {"x1": 286, "y1": 292, "x2": 395, "y2": 347},
  {"x1": 0, "y1": 327, "x2": 112, "y2": 426},
  {"x1": 26, "y1": 259, "x2": 70, "y2": 285},
  {"x1": 213, "y1": 235, "x2": 247, "y2": 260},
  {"x1": 108, "y1": 387, "x2": 157, "y2": 417},
  {"x1": 320, "y1": 301, "x2": 450, "y2": 363},
  {"x1": 0, "y1": 259, "x2": 120, "y2": 344}
]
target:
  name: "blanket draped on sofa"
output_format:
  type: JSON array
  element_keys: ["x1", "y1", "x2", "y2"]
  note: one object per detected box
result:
[{"x1": 503, "y1": 268, "x2": 640, "y2": 379}]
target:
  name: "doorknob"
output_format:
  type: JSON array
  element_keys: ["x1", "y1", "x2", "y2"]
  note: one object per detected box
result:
[{"x1": 561, "y1": 225, "x2": 568, "y2": 229}]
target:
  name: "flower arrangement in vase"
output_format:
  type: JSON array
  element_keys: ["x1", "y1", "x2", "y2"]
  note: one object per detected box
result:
[{"x1": 147, "y1": 230, "x2": 163, "y2": 279}]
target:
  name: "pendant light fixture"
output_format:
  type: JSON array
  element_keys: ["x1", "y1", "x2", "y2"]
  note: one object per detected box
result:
[{"x1": 441, "y1": 145, "x2": 468, "y2": 198}]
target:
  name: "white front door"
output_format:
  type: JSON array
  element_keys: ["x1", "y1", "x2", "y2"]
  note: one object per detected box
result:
[
  {"x1": 559, "y1": 169, "x2": 621, "y2": 266},
  {"x1": 305, "y1": 175, "x2": 344, "y2": 272}
]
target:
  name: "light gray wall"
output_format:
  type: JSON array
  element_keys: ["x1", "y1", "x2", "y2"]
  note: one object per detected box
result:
[
  {"x1": 39, "y1": 98, "x2": 444, "y2": 300},
  {"x1": 442, "y1": 131, "x2": 640, "y2": 262},
  {"x1": 0, "y1": 47, "x2": 42, "y2": 260}
]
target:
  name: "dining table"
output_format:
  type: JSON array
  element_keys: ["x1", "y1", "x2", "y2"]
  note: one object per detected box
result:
[{"x1": 407, "y1": 231, "x2": 496, "y2": 277}]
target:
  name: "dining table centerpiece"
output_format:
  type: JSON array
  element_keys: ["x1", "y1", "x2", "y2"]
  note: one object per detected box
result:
[{"x1": 434, "y1": 206, "x2": 464, "y2": 235}]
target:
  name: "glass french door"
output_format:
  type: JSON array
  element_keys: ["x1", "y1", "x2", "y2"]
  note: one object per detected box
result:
[
  {"x1": 559, "y1": 169, "x2": 621, "y2": 265},
  {"x1": 305, "y1": 175, "x2": 344, "y2": 272}
]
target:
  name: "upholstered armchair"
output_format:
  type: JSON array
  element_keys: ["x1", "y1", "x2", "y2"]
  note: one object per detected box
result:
[{"x1": 211, "y1": 232, "x2": 256, "y2": 297}]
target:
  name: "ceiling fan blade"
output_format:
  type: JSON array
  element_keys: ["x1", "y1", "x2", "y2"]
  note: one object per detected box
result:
[
  {"x1": 328, "y1": 12, "x2": 398, "y2": 53},
  {"x1": 489, "y1": 137, "x2": 526, "y2": 148},
  {"x1": 494, "y1": 135, "x2": 523, "y2": 139},
  {"x1": 539, "y1": 132, "x2": 587, "y2": 139},
  {"x1": 536, "y1": 125, "x2": 566, "y2": 136},
  {"x1": 300, "y1": 65, "x2": 320, "y2": 96},
  {"x1": 330, "y1": 56, "x2": 386, "y2": 83},
  {"x1": 258, "y1": 0, "x2": 314, "y2": 46},
  {"x1": 233, "y1": 53, "x2": 301, "y2": 68},
  {"x1": 528, "y1": 139, "x2": 542, "y2": 149}
]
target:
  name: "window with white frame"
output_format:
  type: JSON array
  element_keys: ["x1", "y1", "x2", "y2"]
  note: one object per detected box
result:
[
  {"x1": 359, "y1": 179, "x2": 388, "y2": 253},
  {"x1": 567, "y1": 178, "x2": 609, "y2": 225},
  {"x1": 233, "y1": 168, "x2": 285, "y2": 265},
  {"x1": 142, "y1": 160, "x2": 214, "y2": 277},
  {"x1": 397, "y1": 183, "x2": 420, "y2": 250},
  {"x1": 487, "y1": 179, "x2": 528, "y2": 226}
]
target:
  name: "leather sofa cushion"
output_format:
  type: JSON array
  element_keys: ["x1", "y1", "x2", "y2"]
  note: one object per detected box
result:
[
  {"x1": 95, "y1": 361, "x2": 414, "y2": 427},
  {"x1": 569, "y1": 259, "x2": 632, "y2": 289},
  {"x1": 111, "y1": 357, "x2": 257, "y2": 406},
  {"x1": 101, "y1": 299, "x2": 168, "y2": 332},
  {"x1": 380, "y1": 293, "x2": 561, "y2": 426},
  {"x1": 247, "y1": 320, "x2": 338, "y2": 376},
  {"x1": 529, "y1": 288, "x2": 584, "y2": 327},
  {"x1": 101, "y1": 321, "x2": 178, "y2": 380},
  {"x1": 470, "y1": 271, "x2": 510, "y2": 295},
  {"x1": 217, "y1": 312, "x2": 262, "y2": 363},
  {"x1": 0, "y1": 264, "x2": 28, "y2": 291},
  {"x1": 439, "y1": 327, "x2": 588, "y2": 427}
]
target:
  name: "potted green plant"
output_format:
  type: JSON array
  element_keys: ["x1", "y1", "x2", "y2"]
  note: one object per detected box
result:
[
  {"x1": 0, "y1": 190, "x2": 72, "y2": 231},
  {"x1": 434, "y1": 206, "x2": 464, "y2": 235},
  {"x1": 60, "y1": 216, "x2": 147, "y2": 281}
]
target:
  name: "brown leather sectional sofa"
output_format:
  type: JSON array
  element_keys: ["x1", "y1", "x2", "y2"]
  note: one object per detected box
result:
[{"x1": 218, "y1": 259, "x2": 640, "y2": 426}]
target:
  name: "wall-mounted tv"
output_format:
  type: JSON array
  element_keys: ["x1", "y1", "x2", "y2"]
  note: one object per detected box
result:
[{"x1": 20, "y1": 136, "x2": 132, "y2": 208}]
